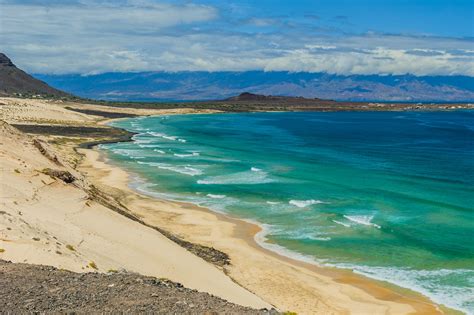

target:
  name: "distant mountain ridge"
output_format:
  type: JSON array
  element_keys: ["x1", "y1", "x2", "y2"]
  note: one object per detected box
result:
[
  {"x1": 0, "y1": 53, "x2": 69, "y2": 98},
  {"x1": 225, "y1": 92, "x2": 330, "y2": 102},
  {"x1": 35, "y1": 71, "x2": 474, "y2": 102}
]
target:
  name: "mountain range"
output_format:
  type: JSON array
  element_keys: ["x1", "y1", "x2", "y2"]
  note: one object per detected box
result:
[{"x1": 35, "y1": 71, "x2": 474, "y2": 102}]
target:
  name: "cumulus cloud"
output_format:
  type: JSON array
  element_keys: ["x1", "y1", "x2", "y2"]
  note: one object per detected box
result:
[{"x1": 0, "y1": 0, "x2": 473, "y2": 75}]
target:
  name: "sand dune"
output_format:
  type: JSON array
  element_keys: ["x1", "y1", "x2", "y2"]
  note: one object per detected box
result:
[{"x1": 0, "y1": 121, "x2": 270, "y2": 309}]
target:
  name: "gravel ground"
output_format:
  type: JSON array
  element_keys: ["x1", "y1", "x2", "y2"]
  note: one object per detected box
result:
[{"x1": 0, "y1": 260, "x2": 278, "y2": 314}]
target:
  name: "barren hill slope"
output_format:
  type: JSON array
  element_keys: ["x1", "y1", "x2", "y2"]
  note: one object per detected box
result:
[{"x1": 0, "y1": 53, "x2": 69, "y2": 98}]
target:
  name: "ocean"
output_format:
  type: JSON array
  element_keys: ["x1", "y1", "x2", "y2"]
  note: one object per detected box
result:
[{"x1": 102, "y1": 111, "x2": 474, "y2": 314}]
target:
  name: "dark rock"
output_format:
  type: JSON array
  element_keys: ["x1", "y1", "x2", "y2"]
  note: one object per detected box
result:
[
  {"x1": 0, "y1": 260, "x2": 279, "y2": 314},
  {"x1": 42, "y1": 168, "x2": 76, "y2": 183},
  {"x1": 0, "y1": 53, "x2": 71, "y2": 98}
]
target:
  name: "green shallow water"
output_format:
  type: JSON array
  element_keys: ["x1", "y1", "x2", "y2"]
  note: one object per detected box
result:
[{"x1": 102, "y1": 111, "x2": 474, "y2": 313}]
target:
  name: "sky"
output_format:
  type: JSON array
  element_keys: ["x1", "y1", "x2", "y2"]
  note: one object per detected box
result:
[{"x1": 0, "y1": 0, "x2": 473, "y2": 75}]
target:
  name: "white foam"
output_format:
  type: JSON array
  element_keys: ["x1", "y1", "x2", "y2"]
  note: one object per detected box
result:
[
  {"x1": 160, "y1": 165, "x2": 202, "y2": 176},
  {"x1": 334, "y1": 264, "x2": 474, "y2": 315},
  {"x1": 254, "y1": 222, "x2": 472, "y2": 314},
  {"x1": 312, "y1": 236, "x2": 331, "y2": 241},
  {"x1": 132, "y1": 135, "x2": 154, "y2": 144},
  {"x1": 253, "y1": 223, "x2": 328, "y2": 266},
  {"x1": 271, "y1": 226, "x2": 332, "y2": 242},
  {"x1": 153, "y1": 149, "x2": 166, "y2": 154},
  {"x1": 137, "y1": 144, "x2": 162, "y2": 148},
  {"x1": 266, "y1": 201, "x2": 280, "y2": 205},
  {"x1": 174, "y1": 152, "x2": 200, "y2": 158},
  {"x1": 343, "y1": 215, "x2": 381, "y2": 229},
  {"x1": 197, "y1": 170, "x2": 275, "y2": 185},
  {"x1": 206, "y1": 194, "x2": 226, "y2": 199},
  {"x1": 289, "y1": 199, "x2": 325, "y2": 208},
  {"x1": 251, "y1": 167, "x2": 262, "y2": 172},
  {"x1": 111, "y1": 148, "x2": 146, "y2": 159},
  {"x1": 125, "y1": 165, "x2": 472, "y2": 314},
  {"x1": 332, "y1": 220, "x2": 351, "y2": 228},
  {"x1": 137, "y1": 161, "x2": 203, "y2": 176},
  {"x1": 147, "y1": 131, "x2": 185, "y2": 142}
]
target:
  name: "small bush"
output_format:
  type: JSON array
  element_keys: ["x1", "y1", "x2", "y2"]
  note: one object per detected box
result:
[
  {"x1": 0, "y1": 248, "x2": 5, "y2": 253},
  {"x1": 32, "y1": 237, "x2": 40, "y2": 241},
  {"x1": 89, "y1": 261, "x2": 98, "y2": 270},
  {"x1": 14, "y1": 169, "x2": 20, "y2": 174},
  {"x1": 107, "y1": 269, "x2": 118, "y2": 273},
  {"x1": 283, "y1": 312, "x2": 298, "y2": 315},
  {"x1": 65, "y1": 244, "x2": 75, "y2": 251}
]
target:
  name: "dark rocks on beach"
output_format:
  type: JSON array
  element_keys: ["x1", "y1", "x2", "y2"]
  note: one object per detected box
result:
[
  {"x1": 42, "y1": 168, "x2": 76, "y2": 183},
  {"x1": 0, "y1": 260, "x2": 277, "y2": 314}
]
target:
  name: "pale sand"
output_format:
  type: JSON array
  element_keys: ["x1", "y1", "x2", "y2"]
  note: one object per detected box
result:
[
  {"x1": 78, "y1": 146, "x2": 444, "y2": 315},
  {"x1": 0, "y1": 97, "x2": 94, "y2": 125},
  {"x1": 0, "y1": 122, "x2": 270, "y2": 309},
  {"x1": 0, "y1": 97, "x2": 220, "y2": 125}
]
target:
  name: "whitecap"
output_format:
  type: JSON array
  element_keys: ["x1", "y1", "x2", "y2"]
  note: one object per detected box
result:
[
  {"x1": 289, "y1": 199, "x2": 325, "y2": 208},
  {"x1": 282, "y1": 230, "x2": 331, "y2": 241},
  {"x1": 137, "y1": 144, "x2": 162, "y2": 148},
  {"x1": 174, "y1": 152, "x2": 199, "y2": 158},
  {"x1": 132, "y1": 137, "x2": 153, "y2": 145},
  {"x1": 159, "y1": 165, "x2": 202, "y2": 176},
  {"x1": 332, "y1": 219, "x2": 351, "y2": 228},
  {"x1": 136, "y1": 161, "x2": 203, "y2": 176},
  {"x1": 206, "y1": 194, "x2": 226, "y2": 199},
  {"x1": 197, "y1": 170, "x2": 274, "y2": 185},
  {"x1": 266, "y1": 201, "x2": 280, "y2": 205},
  {"x1": 343, "y1": 215, "x2": 381, "y2": 229},
  {"x1": 153, "y1": 149, "x2": 166, "y2": 154},
  {"x1": 251, "y1": 167, "x2": 262, "y2": 172},
  {"x1": 111, "y1": 148, "x2": 146, "y2": 159},
  {"x1": 147, "y1": 131, "x2": 179, "y2": 141}
]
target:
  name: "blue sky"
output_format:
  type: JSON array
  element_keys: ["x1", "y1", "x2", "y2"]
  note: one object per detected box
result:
[
  {"x1": 196, "y1": 0, "x2": 473, "y2": 37},
  {"x1": 1, "y1": 0, "x2": 473, "y2": 75}
]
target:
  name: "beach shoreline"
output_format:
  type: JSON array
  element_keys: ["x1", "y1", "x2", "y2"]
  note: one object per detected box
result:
[
  {"x1": 79, "y1": 132, "x2": 448, "y2": 314},
  {"x1": 0, "y1": 97, "x2": 458, "y2": 314}
]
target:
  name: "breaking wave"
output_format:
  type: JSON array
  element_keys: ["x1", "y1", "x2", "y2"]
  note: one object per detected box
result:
[
  {"x1": 289, "y1": 199, "x2": 325, "y2": 208},
  {"x1": 343, "y1": 215, "x2": 381, "y2": 229},
  {"x1": 197, "y1": 170, "x2": 275, "y2": 185}
]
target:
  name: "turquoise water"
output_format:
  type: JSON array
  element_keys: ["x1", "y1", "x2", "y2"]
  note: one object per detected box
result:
[{"x1": 103, "y1": 111, "x2": 474, "y2": 313}]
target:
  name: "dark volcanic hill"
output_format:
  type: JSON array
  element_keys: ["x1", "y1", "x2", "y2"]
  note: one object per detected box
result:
[
  {"x1": 0, "y1": 53, "x2": 69, "y2": 98},
  {"x1": 225, "y1": 92, "x2": 336, "y2": 103}
]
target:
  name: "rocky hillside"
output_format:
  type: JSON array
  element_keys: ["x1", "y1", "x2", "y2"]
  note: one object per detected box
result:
[
  {"x1": 0, "y1": 53, "x2": 69, "y2": 98},
  {"x1": 0, "y1": 260, "x2": 276, "y2": 314}
]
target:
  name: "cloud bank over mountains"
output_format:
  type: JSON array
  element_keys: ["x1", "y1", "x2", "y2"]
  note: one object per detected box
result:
[{"x1": 1, "y1": 0, "x2": 473, "y2": 76}]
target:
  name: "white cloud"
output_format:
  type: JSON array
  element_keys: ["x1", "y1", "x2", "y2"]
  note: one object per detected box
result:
[{"x1": 0, "y1": 1, "x2": 473, "y2": 75}]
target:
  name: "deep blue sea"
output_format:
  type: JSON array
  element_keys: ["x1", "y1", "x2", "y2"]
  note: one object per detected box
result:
[{"x1": 102, "y1": 111, "x2": 474, "y2": 313}]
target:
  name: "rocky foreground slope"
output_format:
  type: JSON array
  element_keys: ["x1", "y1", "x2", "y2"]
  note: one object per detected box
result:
[{"x1": 0, "y1": 260, "x2": 275, "y2": 314}]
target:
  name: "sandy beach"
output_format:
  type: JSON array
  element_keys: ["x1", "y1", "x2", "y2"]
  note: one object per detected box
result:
[{"x1": 0, "y1": 97, "x2": 448, "y2": 314}]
